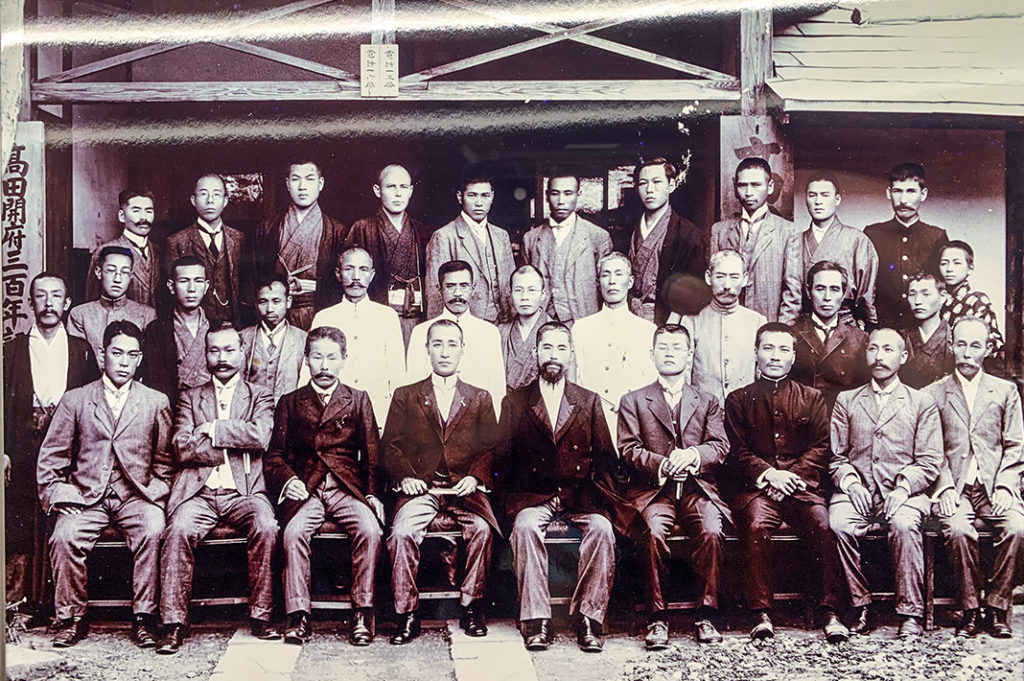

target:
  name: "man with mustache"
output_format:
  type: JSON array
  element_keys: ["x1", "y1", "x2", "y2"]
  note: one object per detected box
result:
[
  {"x1": 37, "y1": 320, "x2": 172, "y2": 648},
  {"x1": 265, "y1": 325, "x2": 383, "y2": 646},
  {"x1": 675, "y1": 249, "x2": 766, "y2": 407},
  {"x1": 498, "y1": 321, "x2": 619, "y2": 652},
  {"x1": 239, "y1": 273, "x2": 308, "y2": 406},
  {"x1": 86, "y1": 189, "x2": 163, "y2": 308},
  {"x1": 926, "y1": 317, "x2": 1023, "y2": 638},
  {"x1": 899, "y1": 272, "x2": 954, "y2": 389},
  {"x1": 406, "y1": 260, "x2": 505, "y2": 417},
  {"x1": 69, "y1": 246, "x2": 157, "y2": 368},
  {"x1": 383, "y1": 319, "x2": 500, "y2": 644},
  {"x1": 311, "y1": 247, "x2": 405, "y2": 427},
  {"x1": 724, "y1": 323, "x2": 848, "y2": 643},
  {"x1": 158, "y1": 323, "x2": 279, "y2": 654},
  {"x1": 829, "y1": 328, "x2": 943, "y2": 638},
  {"x1": 865, "y1": 163, "x2": 948, "y2": 330}
]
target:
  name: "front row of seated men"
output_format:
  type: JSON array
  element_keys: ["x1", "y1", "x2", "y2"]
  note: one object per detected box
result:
[{"x1": 35, "y1": 310, "x2": 1022, "y2": 655}]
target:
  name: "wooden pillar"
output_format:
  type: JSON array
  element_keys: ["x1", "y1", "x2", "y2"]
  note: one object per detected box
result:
[
  {"x1": 740, "y1": 8, "x2": 772, "y2": 117},
  {"x1": 719, "y1": 115, "x2": 793, "y2": 222},
  {"x1": 1005, "y1": 131, "x2": 1023, "y2": 385},
  {"x1": 371, "y1": 0, "x2": 396, "y2": 44}
]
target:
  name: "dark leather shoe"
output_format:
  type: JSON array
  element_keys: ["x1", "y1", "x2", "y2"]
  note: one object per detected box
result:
[
  {"x1": 523, "y1": 619, "x2": 552, "y2": 651},
  {"x1": 51, "y1": 616, "x2": 88, "y2": 648},
  {"x1": 460, "y1": 604, "x2": 488, "y2": 637},
  {"x1": 695, "y1": 618, "x2": 722, "y2": 644},
  {"x1": 284, "y1": 612, "x2": 311, "y2": 645},
  {"x1": 389, "y1": 611, "x2": 420, "y2": 645},
  {"x1": 750, "y1": 612, "x2": 774, "y2": 640},
  {"x1": 644, "y1": 619, "x2": 669, "y2": 650},
  {"x1": 988, "y1": 608, "x2": 1012, "y2": 639},
  {"x1": 250, "y1": 618, "x2": 282, "y2": 640},
  {"x1": 349, "y1": 609, "x2": 373, "y2": 646},
  {"x1": 897, "y1": 616, "x2": 923, "y2": 638},
  {"x1": 156, "y1": 623, "x2": 186, "y2": 655},
  {"x1": 131, "y1": 613, "x2": 158, "y2": 648},
  {"x1": 849, "y1": 606, "x2": 874, "y2": 635},
  {"x1": 823, "y1": 611, "x2": 849, "y2": 643},
  {"x1": 956, "y1": 609, "x2": 981, "y2": 638},
  {"x1": 577, "y1": 616, "x2": 603, "y2": 653}
]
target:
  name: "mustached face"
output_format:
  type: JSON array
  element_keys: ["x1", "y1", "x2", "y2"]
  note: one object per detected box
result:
[
  {"x1": 205, "y1": 329, "x2": 243, "y2": 381},
  {"x1": 305, "y1": 337, "x2": 345, "y2": 388}
]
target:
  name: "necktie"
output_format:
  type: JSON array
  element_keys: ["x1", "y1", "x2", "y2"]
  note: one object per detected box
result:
[
  {"x1": 318, "y1": 391, "x2": 328, "y2": 406},
  {"x1": 815, "y1": 324, "x2": 833, "y2": 344},
  {"x1": 208, "y1": 233, "x2": 220, "y2": 258}
]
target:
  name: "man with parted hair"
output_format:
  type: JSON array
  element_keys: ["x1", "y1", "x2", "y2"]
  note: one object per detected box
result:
[
  {"x1": 899, "y1": 271, "x2": 953, "y2": 389},
  {"x1": 239, "y1": 273, "x2": 308, "y2": 406},
  {"x1": 709, "y1": 157, "x2": 802, "y2": 323},
  {"x1": 522, "y1": 169, "x2": 612, "y2": 324},
  {"x1": 86, "y1": 188, "x2": 163, "y2": 308}
]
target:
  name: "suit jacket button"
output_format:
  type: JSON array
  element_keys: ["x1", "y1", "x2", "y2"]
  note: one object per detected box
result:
[{"x1": 573, "y1": 445, "x2": 579, "y2": 450}]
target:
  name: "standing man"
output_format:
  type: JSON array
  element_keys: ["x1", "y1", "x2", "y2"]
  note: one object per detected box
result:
[
  {"x1": 865, "y1": 163, "x2": 948, "y2": 330},
  {"x1": 800, "y1": 174, "x2": 879, "y2": 328},
  {"x1": 345, "y1": 164, "x2": 431, "y2": 346},
  {"x1": 677, "y1": 250, "x2": 767, "y2": 407},
  {"x1": 86, "y1": 189, "x2": 162, "y2": 308},
  {"x1": 239, "y1": 273, "x2": 308, "y2": 406},
  {"x1": 900, "y1": 272, "x2": 953, "y2": 389},
  {"x1": 384, "y1": 319, "x2": 500, "y2": 644},
  {"x1": 939, "y1": 241, "x2": 1005, "y2": 356},
  {"x1": 255, "y1": 160, "x2": 348, "y2": 330},
  {"x1": 37, "y1": 321, "x2": 172, "y2": 648},
  {"x1": 522, "y1": 170, "x2": 612, "y2": 324},
  {"x1": 724, "y1": 323, "x2": 848, "y2": 642},
  {"x1": 406, "y1": 260, "x2": 506, "y2": 417},
  {"x1": 69, "y1": 245, "x2": 157, "y2": 367},
  {"x1": 627, "y1": 157, "x2": 706, "y2": 324},
  {"x1": 572, "y1": 252, "x2": 657, "y2": 439},
  {"x1": 499, "y1": 322, "x2": 619, "y2": 653},
  {"x1": 265, "y1": 326, "x2": 383, "y2": 647},
  {"x1": 165, "y1": 173, "x2": 255, "y2": 327},
  {"x1": 709, "y1": 157, "x2": 802, "y2": 323},
  {"x1": 498, "y1": 265, "x2": 571, "y2": 391},
  {"x1": 790, "y1": 261, "x2": 870, "y2": 409},
  {"x1": 425, "y1": 175, "x2": 516, "y2": 324},
  {"x1": 312, "y1": 247, "x2": 406, "y2": 426},
  {"x1": 158, "y1": 323, "x2": 279, "y2": 654},
  {"x1": 927, "y1": 317, "x2": 1023, "y2": 638},
  {"x1": 141, "y1": 256, "x2": 211, "y2": 405},
  {"x1": 829, "y1": 328, "x2": 943, "y2": 638},
  {"x1": 617, "y1": 324, "x2": 731, "y2": 648}
]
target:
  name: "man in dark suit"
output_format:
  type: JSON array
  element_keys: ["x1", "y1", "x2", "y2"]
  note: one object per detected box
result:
[
  {"x1": 254, "y1": 160, "x2": 348, "y2": 330},
  {"x1": 724, "y1": 322, "x2": 848, "y2": 642},
  {"x1": 36, "y1": 320, "x2": 172, "y2": 648},
  {"x1": 85, "y1": 189, "x2": 163, "y2": 308},
  {"x1": 791, "y1": 260, "x2": 870, "y2": 409},
  {"x1": 4, "y1": 273, "x2": 98, "y2": 613},
  {"x1": 383, "y1": 319, "x2": 500, "y2": 644},
  {"x1": 617, "y1": 324, "x2": 730, "y2": 648},
  {"x1": 499, "y1": 321, "x2": 618, "y2": 652},
  {"x1": 164, "y1": 173, "x2": 255, "y2": 326},
  {"x1": 158, "y1": 323, "x2": 279, "y2": 654},
  {"x1": 265, "y1": 326, "x2": 383, "y2": 646}
]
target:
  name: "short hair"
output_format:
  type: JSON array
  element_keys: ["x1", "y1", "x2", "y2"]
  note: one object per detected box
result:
[
  {"x1": 536, "y1": 321, "x2": 572, "y2": 348},
  {"x1": 509, "y1": 264, "x2": 545, "y2": 290},
  {"x1": 708, "y1": 249, "x2": 746, "y2": 273},
  {"x1": 438, "y1": 259, "x2": 474, "y2": 285},
  {"x1": 255, "y1": 272, "x2": 290, "y2": 295},
  {"x1": 194, "y1": 172, "x2": 226, "y2": 193},
  {"x1": 805, "y1": 172, "x2": 841, "y2": 195},
  {"x1": 889, "y1": 162, "x2": 926, "y2": 188},
  {"x1": 103, "y1": 320, "x2": 142, "y2": 349},
  {"x1": 458, "y1": 174, "x2": 493, "y2": 194},
  {"x1": 633, "y1": 157, "x2": 679, "y2": 184},
  {"x1": 806, "y1": 260, "x2": 849, "y2": 292},
  {"x1": 941, "y1": 240, "x2": 974, "y2": 268},
  {"x1": 375, "y1": 163, "x2": 410, "y2": 186},
  {"x1": 869, "y1": 327, "x2": 906, "y2": 351},
  {"x1": 734, "y1": 157, "x2": 772, "y2": 181},
  {"x1": 596, "y1": 251, "x2": 631, "y2": 274},
  {"x1": 205, "y1": 321, "x2": 241, "y2": 347},
  {"x1": 755, "y1": 322, "x2": 797, "y2": 348},
  {"x1": 118, "y1": 188, "x2": 154, "y2": 208},
  {"x1": 906, "y1": 270, "x2": 945, "y2": 293},
  {"x1": 306, "y1": 325, "x2": 347, "y2": 357},
  {"x1": 427, "y1": 318, "x2": 464, "y2": 343},
  {"x1": 30, "y1": 271, "x2": 69, "y2": 297},
  {"x1": 97, "y1": 245, "x2": 134, "y2": 267},
  {"x1": 336, "y1": 246, "x2": 374, "y2": 269},
  {"x1": 169, "y1": 255, "x2": 207, "y2": 278},
  {"x1": 544, "y1": 168, "x2": 581, "y2": 187},
  {"x1": 287, "y1": 159, "x2": 322, "y2": 178},
  {"x1": 653, "y1": 323, "x2": 692, "y2": 349},
  {"x1": 952, "y1": 315, "x2": 990, "y2": 339}
]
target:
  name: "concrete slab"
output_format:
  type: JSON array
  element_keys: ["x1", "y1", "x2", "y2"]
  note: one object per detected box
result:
[
  {"x1": 208, "y1": 628, "x2": 301, "y2": 681},
  {"x1": 447, "y1": 620, "x2": 538, "y2": 681},
  {"x1": 4, "y1": 645, "x2": 72, "y2": 681}
]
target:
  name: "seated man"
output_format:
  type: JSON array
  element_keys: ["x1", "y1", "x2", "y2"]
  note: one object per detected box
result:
[
  {"x1": 900, "y1": 272, "x2": 953, "y2": 389},
  {"x1": 383, "y1": 319, "x2": 500, "y2": 644},
  {"x1": 265, "y1": 325, "x2": 383, "y2": 646},
  {"x1": 240, "y1": 273, "x2": 308, "y2": 405},
  {"x1": 36, "y1": 321, "x2": 172, "y2": 648},
  {"x1": 617, "y1": 324, "x2": 730, "y2": 648}
]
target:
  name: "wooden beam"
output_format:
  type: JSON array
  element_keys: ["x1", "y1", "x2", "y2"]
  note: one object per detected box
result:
[
  {"x1": 371, "y1": 0, "x2": 395, "y2": 45},
  {"x1": 740, "y1": 7, "x2": 772, "y2": 116},
  {"x1": 213, "y1": 41, "x2": 357, "y2": 83},
  {"x1": 1004, "y1": 131, "x2": 1024, "y2": 382}
]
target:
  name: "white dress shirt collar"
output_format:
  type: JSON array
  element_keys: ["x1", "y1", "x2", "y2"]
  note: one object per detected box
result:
[
  {"x1": 431, "y1": 372, "x2": 459, "y2": 422},
  {"x1": 102, "y1": 375, "x2": 132, "y2": 419},
  {"x1": 461, "y1": 211, "x2": 489, "y2": 240},
  {"x1": 539, "y1": 377, "x2": 565, "y2": 430},
  {"x1": 658, "y1": 375, "x2": 686, "y2": 409},
  {"x1": 311, "y1": 378, "x2": 338, "y2": 405},
  {"x1": 29, "y1": 324, "x2": 70, "y2": 408},
  {"x1": 549, "y1": 212, "x2": 577, "y2": 245},
  {"x1": 955, "y1": 369, "x2": 984, "y2": 416},
  {"x1": 259, "y1": 320, "x2": 288, "y2": 348},
  {"x1": 122, "y1": 229, "x2": 149, "y2": 252},
  {"x1": 870, "y1": 378, "x2": 901, "y2": 408}
]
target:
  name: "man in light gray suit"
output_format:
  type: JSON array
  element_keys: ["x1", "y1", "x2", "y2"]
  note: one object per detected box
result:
[
  {"x1": 240, "y1": 273, "x2": 308, "y2": 405},
  {"x1": 709, "y1": 157, "x2": 802, "y2": 323},
  {"x1": 829, "y1": 327, "x2": 943, "y2": 638},
  {"x1": 37, "y1": 320, "x2": 172, "y2": 649},
  {"x1": 927, "y1": 317, "x2": 1024, "y2": 638}
]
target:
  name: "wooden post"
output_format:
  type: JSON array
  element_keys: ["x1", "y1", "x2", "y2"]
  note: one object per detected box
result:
[
  {"x1": 371, "y1": 0, "x2": 396, "y2": 45},
  {"x1": 1005, "y1": 131, "x2": 1023, "y2": 384},
  {"x1": 740, "y1": 8, "x2": 772, "y2": 117},
  {"x1": 719, "y1": 115, "x2": 793, "y2": 222}
]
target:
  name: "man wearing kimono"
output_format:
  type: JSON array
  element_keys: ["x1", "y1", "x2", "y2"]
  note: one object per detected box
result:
[
  {"x1": 498, "y1": 265, "x2": 573, "y2": 391},
  {"x1": 900, "y1": 272, "x2": 953, "y2": 389}
]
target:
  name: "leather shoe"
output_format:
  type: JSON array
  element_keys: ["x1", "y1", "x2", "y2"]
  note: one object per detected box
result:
[
  {"x1": 644, "y1": 619, "x2": 669, "y2": 650},
  {"x1": 156, "y1": 623, "x2": 186, "y2": 655},
  {"x1": 955, "y1": 609, "x2": 981, "y2": 638},
  {"x1": 823, "y1": 611, "x2": 849, "y2": 643},
  {"x1": 284, "y1": 612, "x2": 311, "y2": 645},
  {"x1": 389, "y1": 611, "x2": 420, "y2": 645},
  {"x1": 576, "y1": 616, "x2": 603, "y2": 653},
  {"x1": 250, "y1": 618, "x2": 282, "y2": 641},
  {"x1": 849, "y1": 606, "x2": 873, "y2": 635},
  {"x1": 51, "y1": 616, "x2": 88, "y2": 648},
  {"x1": 523, "y1": 619, "x2": 552, "y2": 651},
  {"x1": 988, "y1": 608, "x2": 1012, "y2": 639},
  {"x1": 460, "y1": 603, "x2": 488, "y2": 637},
  {"x1": 131, "y1": 613, "x2": 158, "y2": 648},
  {"x1": 897, "y1": 616, "x2": 923, "y2": 638},
  {"x1": 695, "y1": 619, "x2": 722, "y2": 644},
  {"x1": 750, "y1": 612, "x2": 774, "y2": 640},
  {"x1": 349, "y1": 609, "x2": 373, "y2": 646}
]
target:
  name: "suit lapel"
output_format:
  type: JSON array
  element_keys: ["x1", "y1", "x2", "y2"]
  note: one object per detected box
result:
[
  {"x1": 749, "y1": 217, "x2": 776, "y2": 268},
  {"x1": 527, "y1": 383, "x2": 553, "y2": 434},
  {"x1": 321, "y1": 383, "x2": 351, "y2": 426},
  {"x1": 552, "y1": 385, "x2": 581, "y2": 443},
  {"x1": 677, "y1": 387, "x2": 699, "y2": 437},
  {"x1": 229, "y1": 380, "x2": 250, "y2": 420},
  {"x1": 297, "y1": 386, "x2": 322, "y2": 427},
  {"x1": 875, "y1": 383, "x2": 908, "y2": 430},
  {"x1": 444, "y1": 380, "x2": 471, "y2": 438},
  {"x1": 646, "y1": 383, "x2": 675, "y2": 436},
  {"x1": 455, "y1": 218, "x2": 485, "y2": 276},
  {"x1": 945, "y1": 379, "x2": 970, "y2": 428},
  {"x1": 970, "y1": 375, "x2": 998, "y2": 433},
  {"x1": 111, "y1": 382, "x2": 141, "y2": 439},
  {"x1": 856, "y1": 385, "x2": 880, "y2": 424},
  {"x1": 278, "y1": 326, "x2": 301, "y2": 393},
  {"x1": 90, "y1": 382, "x2": 114, "y2": 438},
  {"x1": 797, "y1": 321, "x2": 825, "y2": 357},
  {"x1": 823, "y1": 322, "x2": 848, "y2": 357},
  {"x1": 418, "y1": 380, "x2": 444, "y2": 439}
]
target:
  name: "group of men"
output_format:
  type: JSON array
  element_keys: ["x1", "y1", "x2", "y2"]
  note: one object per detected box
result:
[{"x1": 3, "y1": 156, "x2": 1020, "y2": 658}]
